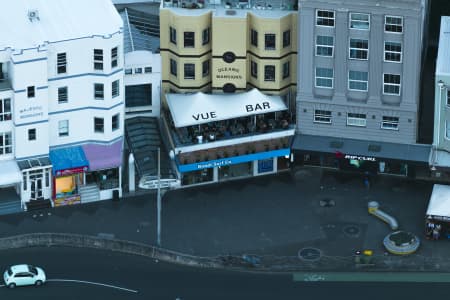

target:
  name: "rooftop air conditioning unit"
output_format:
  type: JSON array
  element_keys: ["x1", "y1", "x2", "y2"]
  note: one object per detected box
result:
[{"x1": 28, "y1": 9, "x2": 40, "y2": 21}]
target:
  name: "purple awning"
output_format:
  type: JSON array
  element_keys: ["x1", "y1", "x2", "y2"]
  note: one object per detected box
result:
[{"x1": 82, "y1": 139, "x2": 123, "y2": 171}]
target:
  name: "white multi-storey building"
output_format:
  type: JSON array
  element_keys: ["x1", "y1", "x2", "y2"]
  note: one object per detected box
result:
[{"x1": 0, "y1": 0, "x2": 124, "y2": 210}]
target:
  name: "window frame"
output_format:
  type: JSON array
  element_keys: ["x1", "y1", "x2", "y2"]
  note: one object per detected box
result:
[
  {"x1": 111, "y1": 47, "x2": 118, "y2": 68},
  {"x1": 251, "y1": 29, "x2": 258, "y2": 47},
  {"x1": 314, "y1": 110, "x2": 332, "y2": 124},
  {"x1": 251, "y1": 60, "x2": 257, "y2": 79},
  {"x1": 202, "y1": 27, "x2": 210, "y2": 45},
  {"x1": 282, "y1": 61, "x2": 290, "y2": 79},
  {"x1": 202, "y1": 60, "x2": 210, "y2": 77},
  {"x1": 385, "y1": 15, "x2": 403, "y2": 33},
  {"x1": 265, "y1": 33, "x2": 276, "y2": 50},
  {"x1": 58, "y1": 86, "x2": 68, "y2": 103},
  {"x1": 383, "y1": 73, "x2": 401, "y2": 95},
  {"x1": 94, "y1": 117, "x2": 104, "y2": 133},
  {"x1": 112, "y1": 114, "x2": 120, "y2": 131},
  {"x1": 112, "y1": 80, "x2": 120, "y2": 98},
  {"x1": 184, "y1": 32, "x2": 195, "y2": 48},
  {"x1": 316, "y1": 10, "x2": 335, "y2": 27},
  {"x1": 384, "y1": 41, "x2": 402, "y2": 63},
  {"x1": 315, "y1": 35, "x2": 334, "y2": 57},
  {"x1": 315, "y1": 67, "x2": 334, "y2": 89},
  {"x1": 57, "y1": 52, "x2": 67, "y2": 74},
  {"x1": 348, "y1": 70, "x2": 368, "y2": 92},
  {"x1": 58, "y1": 120, "x2": 69, "y2": 137},
  {"x1": 347, "y1": 113, "x2": 367, "y2": 127},
  {"x1": 283, "y1": 30, "x2": 291, "y2": 48},
  {"x1": 170, "y1": 59, "x2": 177, "y2": 77},
  {"x1": 349, "y1": 13, "x2": 370, "y2": 30},
  {"x1": 184, "y1": 63, "x2": 195, "y2": 80},
  {"x1": 0, "y1": 98, "x2": 12, "y2": 121},
  {"x1": 94, "y1": 83, "x2": 104, "y2": 100},
  {"x1": 170, "y1": 27, "x2": 177, "y2": 45},
  {"x1": 93, "y1": 49, "x2": 104, "y2": 71},
  {"x1": 349, "y1": 38, "x2": 369, "y2": 60},
  {"x1": 264, "y1": 65, "x2": 275, "y2": 82},
  {"x1": 381, "y1": 116, "x2": 399, "y2": 130}
]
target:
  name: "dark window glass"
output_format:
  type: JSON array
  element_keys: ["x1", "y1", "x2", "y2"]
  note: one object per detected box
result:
[
  {"x1": 264, "y1": 65, "x2": 275, "y2": 81},
  {"x1": 282, "y1": 61, "x2": 290, "y2": 79},
  {"x1": 202, "y1": 60, "x2": 209, "y2": 77},
  {"x1": 184, "y1": 63, "x2": 195, "y2": 79},
  {"x1": 184, "y1": 32, "x2": 195, "y2": 48},
  {"x1": 265, "y1": 34, "x2": 275, "y2": 50},
  {"x1": 94, "y1": 49, "x2": 103, "y2": 70},
  {"x1": 112, "y1": 114, "x2": 119, "y2": 131},
  {"x1": 283, "y1": 30, "x2": 290, "y2": 48},
  {"x1": 170, "y1": 59, "x2": 177, "y2": 76},
  {"x1": 58, "y1": 86, "x2": 68, "y2": 103},
  {"x1": 125, "y1": 84, "x2": 152, "y2": 107},
  {"x1": 28, "y1": 128, "x2": 36, "y2": 141},
  {"x1": 251, "y1": 60, "x2": 257, "y2": 78},
  {"x1": 57, "y1": 52, "x2": 67, "y2": 74},
  {"x1": 94, "y1": 83, "x2": 104, "y2": 99},
  {"x1": 170, "y1": 27, "x2": 177, "y2": 44},
  {"x1": 202, "y1": 28, "x2": 210, "y2": 45},
  {"x1": 111, "y1": 47, "x2": 118, "y2": 68},
  {"x1": 27, "y1": 86, "x2": 35, "y2": 98},
  {"x1": 94, "y1": 117, "x2": 104, "y2": 133},
  {"x1": 251, "y1": 29, "x2": 258, "y2": 47},
  {"x1": 112, "y1": 80, "x2": 120, "y2": 98}
]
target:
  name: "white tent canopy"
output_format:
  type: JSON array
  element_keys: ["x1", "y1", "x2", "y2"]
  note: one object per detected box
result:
[
  {"x1": 166, "y1": 89, "x2": 288, "y2": 128},
  {"x1": 0, "y1": 160, "x2": 22, "y2": 188},
  {"x1": 426, "y1": 184, "x2": 450, "y2": 219}
]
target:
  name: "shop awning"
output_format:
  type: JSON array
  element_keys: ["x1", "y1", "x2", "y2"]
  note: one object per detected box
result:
[
  {"x1": 49, "y1": 146, "x2": 88, "y2": 175},
  {"x1": 82, "y1": 139, "x2": 123, "y2": 171},
  {"x1": 166, "y1": 88, "x2": 288, "y2": 128},
  {"x1": 0, "y1": 160, "x2": 22, "y2": 187},
  {"x1": 292, "y1": 134, "x2": 431, "y2": 163},
  {"x1": 427, "y1": 184, "x2": 450, "y2": 219}
]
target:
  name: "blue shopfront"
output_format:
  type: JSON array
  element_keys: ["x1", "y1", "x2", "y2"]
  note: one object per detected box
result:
[{"x1": 177, "y1": 149, "x2": 291, "y2": 185}]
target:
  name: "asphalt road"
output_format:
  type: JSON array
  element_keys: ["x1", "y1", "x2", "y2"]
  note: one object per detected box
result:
[{"x1": 0, "y1": 247, "x2": 443, "y2": 300}]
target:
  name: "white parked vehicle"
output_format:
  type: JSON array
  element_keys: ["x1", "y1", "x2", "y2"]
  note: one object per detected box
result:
[{"x1": 3, "y1": 264, "x2": 46, "y2": 288}]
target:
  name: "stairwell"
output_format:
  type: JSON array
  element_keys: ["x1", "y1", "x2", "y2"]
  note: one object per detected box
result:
[{"x1": 79, "y1": 184, "x2": 100, "y2": 204}]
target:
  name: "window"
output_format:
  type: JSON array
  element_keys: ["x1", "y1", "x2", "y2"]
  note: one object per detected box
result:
[
  {"x1": 144, "y1": 67, "x2": 152, "y2": 73},
  {"x1": 94, "y1": 83, "x2": 104, "y2": 100},
  {"x1": 202, "y1": 28, "x2": 210, "y2": 45},
  {"x1": 94, "y1": 49, "x2": 103, "y2": 70},
  {"x1": 0, "y1": 98, "x2": 11, "y2": 121},
  {"x1": 385, "y1": 16, "x2": 403, "y2": 33},
  {"x1": 350, "y1": 13, "x2": 370, "y2": 30},
  {"x1": 184, "y1": 32, "x2": 195, "y2": 48},
  {"x1": 314, "y1": 110, "x2": 332, "y2": 124},
  {"x1": 112, "y1": 114, "x2": 119, "y2": 131},
  {"x1": 446, "y1": 122, "x2": 450, "y2": 139},
  {"x1": 348, "y1": 71, "x2": 368, "y2": 91},
  {"x1": 282, "y1": 61, "x2": 290, "y2": 79},
  {"x1": 135, "y1": 68, "x2": 142, "y2": 74},
  {"x1": 45, "y1": 169, "x2": 49, "y2": 187},
  {"x1": 315, "y1": 67, "x2": 333, "y2": 88},
  {"x1": 283, "y1": 30, "x2": 291, "y2": 48},
  {"x1": 316, "y1": 10, "x2": 335, "y2": 27},
  {"x1": 381, "y1": 116, "x2": 399, "y2": 130},
  {"x1": 0, "y1": 132, "x2": 12, "y2": 154},
  {"x1": 202, "y1": 60, "x2": 209, "y2": 77},
  {"x1": 27, "y1": 86, "x2": 35, "y2": 98},
  {"x1": 264, "y1": 65, "x2": 275, "y2": 81},
  {"x1": 112, "y1": 80, "x2": 120, "y2": 98},
  {"x1": 58, "y1": 120, "x2": 69, "y2": 137},
  {"x1": 265, "y1": 34, "x2": 276, "y2": 50},
  {"x1": 251, "y1": 61, "x2": 257, "y2": 78},
  {"x1": 28, "y1": 128, "x2": 36, "y2": 141},
  {"x1": 170, "y1": 59, "x2": 177, "y2": 76},
  {"x1": 170, "y1": 27, "x2": 177, "y2": 44},
  {"x1": 125, "y1": 84, "x2": 152, "y2": 107},
  {"x1": 251, "y1": 29, "x2": 258, "y2": 47},
  {"x1": 383, "y1": 73, "x2": 401, "y2": 95},
  {"x1": 384, "y1": 42, "x2": 402, "y2": 62},
  {"x1": 316, "y1": 35, "x2": 334, "y2": 57},
  {"x1": 349, "y1": 39, "x2": 368, "y2": 60},
  {"x1": 347, "y1": 113, "x2": 366, "y2": 127},
  {"x1": 94, "y1": 117, "x2": 104, "y2": 133},
  {"x1": 58, "y1": 87, "x2": 68, "y2": 103},
  {"x1": 57, "y1": 52, "x2": 67, "y2": 74},
  {"x1": 447, "y1": 90, "x2": 450, "y2": 106},
  {"x1": 125, "y1": 68, "x2": 132, "y2": 75},
  {"x1": 184, "y1": 63, "x2": 195, "y2": 79},
  {"x1": 111, "y1": 47, "x2": 118, "y2": 68}
]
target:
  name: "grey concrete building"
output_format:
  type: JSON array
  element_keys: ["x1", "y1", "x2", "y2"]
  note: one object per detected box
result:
[{"x1": 293, "y1": 0, "x2": 431, "y2": 176}]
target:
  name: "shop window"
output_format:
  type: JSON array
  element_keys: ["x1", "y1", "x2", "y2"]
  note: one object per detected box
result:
[
  {"x1": 28, "y1": 128, "x2": 36, "y2": 141},
  {"x1": 94, "y1": 117, "x2": 104, "y2": 133},
  {"x1": 385, "y1": 16, "x2": 403, "y2": 33},
  {"x1": 112, "y1": 80, "x2": 120, "y2": 98},
  {"x1": 350, "y1": 13, "x2": 370, "y2": 30},
  {"x1": 87, "y1": 169, "x2": 119, "y2": 190},
  {"x1": 94, "y1": 83, "x2": 104, "y2": 100},
  {"x1": 184, "y1": 32, "x2": 195, "y2": 48},
  {"x1": 0, "y1": 131, "x2": 12, "y2": 154},
  {"x1": 251, "y1": 29, "x2": 258, "y2": 47},
  {"x1": 27, "y1": 86, "x2": 35, "y2": 98},
  {"x1": 111, "y1": 47, "x2": 118, "y2": 68},
  {"x1": 0, "y1": 98, "x2": 11, "y2": 121},
  {"x1": 184, "y1": 63, "x2": 195, "y2": 79},
  {"x1": 58, "y1": 120, "x2": 69, "y2": 137},
  {"x1": 170, "y1": 26, "x2": 177, "y2": 45},
  {"x1": 265, "y1": 34, "x2": 276, "y2": 50},
  {"x1": 202, "y1": 60, "x2": 209, "y2": 77},
  {"x1": 264, "y1": 65, "x2": 275, "y2": 81},
  {"x1": 283, "y1": 30, "x2": 291, "y2": 48},
  {"x1": 112, "y1": 114, "x2": 120, "y2": 131},
  {"x1": 202, "y1": 27, "x2": 210, "y2": 45},
  {"x1": 57, "y1": 52, "x2": 67, "y2": 74},
  {"x1": 316, "y1": 10, "x2": 335, "y2": 27},
  {"x1": 170, "y1": 59, "x2": 177, "y2": 77},
  {"x1": 94, "y1": 49, "x2": 103, "y2": 70},
  {"x1": 251, "y1": 61, "x2": 257, "y2": 78},
  {"x1": 58, "y1": 86, "x2": 68, "y2": 103}
]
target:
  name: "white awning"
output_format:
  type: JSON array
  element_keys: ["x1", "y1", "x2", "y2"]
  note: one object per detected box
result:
[
  {"x1": 427, "y1": 184, "x2": 450, "y2": 218},
  {"x1": 0, "y1": 160, "x2": 22, "y2": 187},
  {"x1": 166, "y1": 89, "x2": 288, "y2": 127}
]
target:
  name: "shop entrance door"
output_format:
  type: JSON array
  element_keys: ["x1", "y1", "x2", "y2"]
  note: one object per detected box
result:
[{"x1": 30, "y1": 178, "x2": 43, "y2": 200}]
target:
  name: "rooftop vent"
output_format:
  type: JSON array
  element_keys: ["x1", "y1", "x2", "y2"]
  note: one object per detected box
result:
[{"x1": 28, "y1": 9, "x2": 40, "y2": 22}]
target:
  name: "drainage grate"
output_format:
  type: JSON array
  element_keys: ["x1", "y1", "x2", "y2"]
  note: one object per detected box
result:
[
  {"x1": 343, "y1": 225, "x2": 361, "y2": 238},
  {"x1": 319, "y1": 198, "x2": 335, "y2": 207},
  {"x1": 298, "y1": 247, "x2": 322, "y2": 261}
]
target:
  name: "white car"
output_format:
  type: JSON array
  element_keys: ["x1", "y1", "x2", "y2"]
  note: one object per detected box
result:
[{"x1": 3, "y1": 264, "x2": 46, "y2": 288}]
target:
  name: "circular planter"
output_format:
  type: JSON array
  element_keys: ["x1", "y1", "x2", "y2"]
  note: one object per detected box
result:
[{"x1": 383, "y1": 231, "x2": 420, "y2": 255}]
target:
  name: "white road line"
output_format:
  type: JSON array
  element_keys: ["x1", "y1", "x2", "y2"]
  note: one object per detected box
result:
[{"x1": 46, "y1": 279, "x2": 138, "y2": 293}]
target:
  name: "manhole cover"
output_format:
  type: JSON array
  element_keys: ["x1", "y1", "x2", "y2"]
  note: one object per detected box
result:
[
  {"x1": 343, "y1": 225, "x2": 361, "y2": 238},
  {"x1": 319, "y1": 198, "x2": 335, "y2": 207},
  {"x1": 298, "y1": 247, "x2": 322, "y2": 261}
]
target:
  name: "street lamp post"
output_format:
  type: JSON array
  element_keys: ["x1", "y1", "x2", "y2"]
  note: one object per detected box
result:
[
  {"x1": 157, "y1": 147, "x2": 161, "y2": 247},
  {"x1": 433, "y1": 81, "x2": 446, "y2": 171}
]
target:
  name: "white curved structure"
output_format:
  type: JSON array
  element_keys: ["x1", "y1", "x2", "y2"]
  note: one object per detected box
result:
[{"x1": 368, "y1": 201, "x2": 399, "y2": 230}]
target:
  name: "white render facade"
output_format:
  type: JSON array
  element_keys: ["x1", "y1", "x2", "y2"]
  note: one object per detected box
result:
[{"x1": 0, "y1": 0, "x2": 124, "y2": 210}]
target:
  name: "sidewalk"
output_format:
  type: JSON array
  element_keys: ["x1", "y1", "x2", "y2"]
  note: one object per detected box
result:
[{"x1": 0, "y1": 167, "x2": 448, "y2": 271}]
